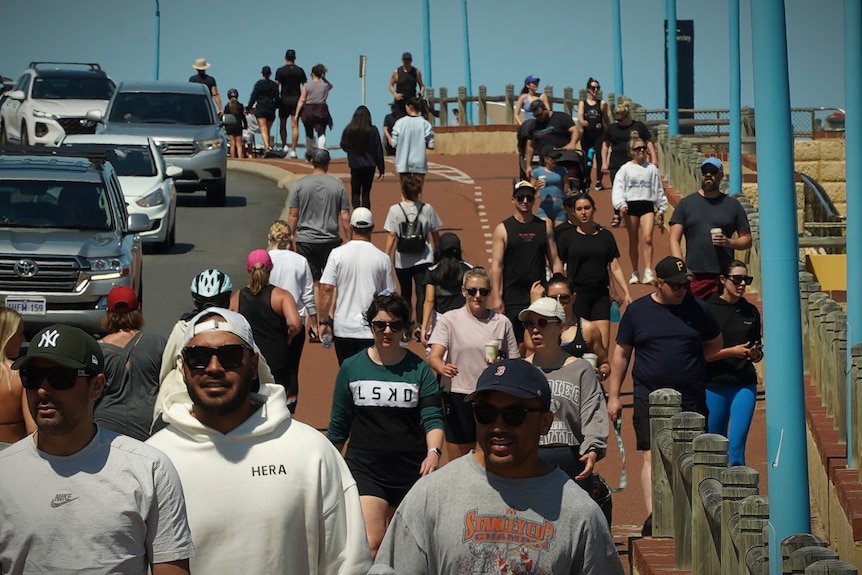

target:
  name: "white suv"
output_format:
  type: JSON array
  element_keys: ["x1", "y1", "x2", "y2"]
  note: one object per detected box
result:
[{"x1": 0, "y1": 62, "x2": 115, "y2": 147}]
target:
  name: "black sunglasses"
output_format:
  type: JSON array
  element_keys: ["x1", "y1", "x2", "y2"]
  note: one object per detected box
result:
[
  {"x1": 522, "y1": 318, "x2": 561, "y2": 330},
  {"x1": 728, "y1": 274, "x2": 754, "y2": 285},
  {"x1": 20, "y1": 366, "x2": 90, "y2": 390},
  {"x1": 550, "y1": 294, "x2": 572, "y2": 304},
  {"x1": 701, "y1": 167, "x2": 720, "y2": 175},
  {"x1": 182, "y1": 344, "x2": 247, "y2": 370},
  {"x1": 666, "y1": 281, "x2": 691, "y2": 292},
  {"x1": 371, "y1": 320, "x2": 405, "y2": 333},
  {"x1": 474, "y1": 404, "x2": 544, "y2": 427},
  {"x1": 515, "y1": 194, "x2": 535, "y2": 203},
  {"x1": 632, "y1": 146, "x2": 647, "y2": 152},
  {"x1": 465, "y1": 287, "x2": 491, "y2": 296},
  {"x1": 589, "y1": 84, "x2": 600, "y2": 90}
]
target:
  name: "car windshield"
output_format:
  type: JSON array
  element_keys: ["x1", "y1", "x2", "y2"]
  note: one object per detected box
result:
[
  {"x1": 109, "y1": 92, "x2": 214, "y2": 125},
  {"x1": 70, "y1": 144, "x2": 157, "y2": 177},
  {"x1": 31, "y1": 77, "x2": 115, "y2": 100},
  {"x1": 0, "y1": 181, "x2": 113, "y2": 230}
]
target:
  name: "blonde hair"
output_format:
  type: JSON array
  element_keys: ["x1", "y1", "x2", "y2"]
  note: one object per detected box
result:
[
  {"x1": 0, "y1": 307, "x2": 22, "y2": 391},
  {"x1": 267, "y1": 220, "x2": 292, "y2": 249},
  {"x1": 628, "y1": 132, "x2": 645, "y2": 151},
  {"x1": 614, "y1": 101, "x2": 631, "y2": 118},
  {"x1": 462, "y1": 266, "x2": 491, "y2": 287},
  {"x1": 248, "y1": 265, "x2": 270, "y2": 296}
]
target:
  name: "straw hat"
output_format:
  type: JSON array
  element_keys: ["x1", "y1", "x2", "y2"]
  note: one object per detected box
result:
[{"x1": 192, "y1": 58, "x2": 211, "y2": 70}]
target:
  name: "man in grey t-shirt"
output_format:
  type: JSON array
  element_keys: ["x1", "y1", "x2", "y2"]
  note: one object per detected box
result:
[
  {"x1": 369, "y1": 359, "x2": 623, "y2": 574},
  {"x1": 0, "y1": 324, "x2": 195, "y2": 575},
  {"x1": 287, "y1": 147, "x2": 351, "y2": 304}
]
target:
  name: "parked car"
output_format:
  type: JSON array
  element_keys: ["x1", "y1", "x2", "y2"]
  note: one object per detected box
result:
[
  {"x1": 0, "y1": 147, "x2": 147, "y2": 335},
  {"x1": 0, "y1": 62, "x2": 115, "y2": 146},
  {"x1": 62, "y1": 134, "x2": 180, "y2": 252},
  {"x1": 87, "y1": 81, "x2": 228, "y2": 206}
]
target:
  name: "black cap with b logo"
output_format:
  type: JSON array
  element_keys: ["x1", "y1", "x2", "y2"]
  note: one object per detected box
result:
[{"x1": 11, "y1": 324, "x2": 103, "y2": 374}]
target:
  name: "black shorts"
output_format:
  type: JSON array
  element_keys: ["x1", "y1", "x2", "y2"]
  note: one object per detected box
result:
[
  {"x1": 572, "y1": 286, "x2": 610, "y2": 321},
  {"x1": 296, "y1": 239, "x2": 342, "y2": 281},
  {"x1": 632, "y1": 395, "x2": 709, "y2": 450},
  {"x1": 626, "y1": 200, "x2": 655, "y2": 217},
  {"x1": 504, "y1": 307, "x2": 526, "y2": 343},
  {"x1": 254, "y1": 107, "x2": 276, "y2": 122},
  {"x1": 280, "y1": 96, "x2": 300, "y2": 118},
  {"x1": 345, "y1": 448, "x2": 424, "y2": 507},
  {"x1": 443, "y1": 391, "x2": 476, "y2": 444}
]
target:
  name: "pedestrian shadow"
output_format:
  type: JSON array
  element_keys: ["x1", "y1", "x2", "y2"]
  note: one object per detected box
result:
[{"x1": 176, "y1": 195, "x2": 247, "y2": 208}]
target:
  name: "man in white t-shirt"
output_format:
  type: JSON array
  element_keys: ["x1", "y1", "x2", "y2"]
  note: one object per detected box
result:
[
  {"x1": 319, "y1": 207, "x2": 396, "y2": 365},
  {"x1": 1, "y1": 324, "x2": 195, "y2": 575}
]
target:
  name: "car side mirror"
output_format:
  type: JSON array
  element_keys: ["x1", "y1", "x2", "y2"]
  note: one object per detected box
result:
[
  {"x1": 127, "y1": 213, "x2": 150, "y2": 234},
  {"x1": 86, "y1": 109, "x2": 103, "y2": 123},
  {"x1": 7, "y1": 90, "x2": 24, "y2": 101},
  {"x1": 165, "y1": 165, "x2": 183, "y2": 178}
]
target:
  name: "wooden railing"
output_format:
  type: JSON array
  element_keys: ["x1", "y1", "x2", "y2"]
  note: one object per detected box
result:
[{"x1": 647, "y1": 389, "x2": 857, "y2": 574}]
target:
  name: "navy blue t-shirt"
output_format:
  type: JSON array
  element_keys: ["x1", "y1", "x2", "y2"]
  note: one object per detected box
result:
[{"x1": 616, "y1": 292, "x2": 721, "y2": 403}]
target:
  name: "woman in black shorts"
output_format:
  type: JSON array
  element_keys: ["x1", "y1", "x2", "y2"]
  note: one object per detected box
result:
[
  {"x1": 611, "y1": 134, "x2": 668, "y2": 286},
  {"x1": 558, "y1": 193, "x2": 632, "y2": 349},
  {"x1": 247, "y1": 66, "x2": 279, "y2": 151}
]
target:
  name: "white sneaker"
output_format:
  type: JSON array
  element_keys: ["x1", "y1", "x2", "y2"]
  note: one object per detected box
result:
[
  {"x1": 288, "y1": 149, "x2": 297, "y2": 159},
  {"x1": 283, "y1": 145, "x2": 289, "y2": 154},
  {"x1": 629, "y1": 270, "x2": 640, "y2": 285},
  {"x1": 317, "y1": 135, "x2": 326, "y2": 150},
  {"x1": 642, "y1": 268, "x2": 655, "y2": 284}
]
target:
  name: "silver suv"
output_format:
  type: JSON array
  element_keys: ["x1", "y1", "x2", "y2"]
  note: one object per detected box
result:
[
  {"x1": 0, "y1": 148, "x2": 148, "y2": 335},
  {"x1": 88, "y1": 81, "x2": 228, "y2": 206},
  {"x1": 0, "y1": 62, "x2": 115, "y2": 146}
]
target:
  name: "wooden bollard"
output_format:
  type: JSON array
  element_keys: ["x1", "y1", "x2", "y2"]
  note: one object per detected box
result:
[
  {"x1": 671, "y1": 411, "x2": 705, "y2": 569},
  {"x1": 805, "y1": 559, "x2": 858, "y2": 574},
  {"x1": 739, "y1": 495, "x2": 770, "y2": 575},
  {"x1": 691, "y1": 434, "x2": 728, "y2": 575},
  {"x1": 722, "y1": 467, "x2": 760, "y2": 571},
  {"x1": 781, "y1": 534, "x2": 829, "y2": 574},
  {"x1": 786, "y1": 546, "x2": 840, "y2": 574},
  {"x1": 649, "y1": 389, "x2": 682, "y2": 537}
]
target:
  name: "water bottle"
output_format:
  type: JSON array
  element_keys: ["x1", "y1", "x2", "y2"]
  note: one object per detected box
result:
[
  {"x1": 610, "y1": 301, "x2": 621, "y2": 323},
  {"x1": 321, "y1": 333, "x2": 333, "y2": 349}
]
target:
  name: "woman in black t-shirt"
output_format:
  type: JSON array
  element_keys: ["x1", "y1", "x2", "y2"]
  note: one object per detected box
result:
[{"x1": 247, "y1": 66, "x2": 280, "y2": 151}]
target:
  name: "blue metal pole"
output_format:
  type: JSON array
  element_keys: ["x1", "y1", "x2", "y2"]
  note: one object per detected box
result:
[
  {"x1": 749, "y1": 1, "x2": 811, "y2": 571},
  {"x1": 845, "y1": 0, "x2": 862, "y2": 468},
  {"x1": 665, "y1": 0, "x2": 678, "y2": 136},
  {"x1": 154, "y1": 0, "x2": 160, "y2": 81},
  {"x1": 462, "y1": 0, "x2": 473, "y2": 125},
  {"x1": 612, "y1": 0, "x2": 624, "y2": 96},
  {"x1": 729, "y1": 0, "x2": 742, "y2": 195},
  {"x1": 423, "y1": 0, "x2": 432, "y2": 88}
]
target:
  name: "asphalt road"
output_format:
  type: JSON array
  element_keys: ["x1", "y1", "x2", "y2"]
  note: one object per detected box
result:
[{"x1": 141, "y1": 172, "x2": 287, "y2": 339}]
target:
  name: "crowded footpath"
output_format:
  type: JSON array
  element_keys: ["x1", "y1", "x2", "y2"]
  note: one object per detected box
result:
[{"x1": 0, "y1": 53, "x2": 760, "y2": 575}]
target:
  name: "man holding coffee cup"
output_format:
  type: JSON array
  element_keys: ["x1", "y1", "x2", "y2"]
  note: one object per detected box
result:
[{"x1": 669, "y1": 157, "x2": 752, "y2": 299}]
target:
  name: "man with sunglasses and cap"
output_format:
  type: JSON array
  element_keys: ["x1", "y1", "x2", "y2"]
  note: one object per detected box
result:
[
  {"x1": 369, "y1": 358, "x2": 623, "y2": 574},
  {"x1": 669, "y1": 157, "x2": 752, "y2": 299},
  {"x1": 0, "y1": 324, "x2": 196, "y2": 574},
  {"x1": 605, "y1": 255, "x2": 723, "y2": 535},
  {"x1": 147, "y1": 308, "x2": 372, "y2": 574},
  {"x1": 490, "y1": 180, "x2": 563, "y2": 353}
]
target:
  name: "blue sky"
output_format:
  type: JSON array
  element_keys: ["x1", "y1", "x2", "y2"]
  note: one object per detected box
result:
[{"x1": 1, "y1": 0, "x2": 846, "y2": 135}]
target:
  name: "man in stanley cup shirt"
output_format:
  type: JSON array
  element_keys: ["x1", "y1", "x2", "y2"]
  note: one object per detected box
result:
[
  {"x1": 669, "y1": 157, "x2": 752, "y2": 299},
  {"x1": 368, "y1": 358, "x2": 623, "y2": 574}
]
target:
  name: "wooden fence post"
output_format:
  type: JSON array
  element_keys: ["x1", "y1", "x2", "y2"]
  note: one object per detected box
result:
[
  {"x1": 671, "y1": 411, "x2": 705, "y2": 569},
  {"x1": 649, "y1": 389, "x2": 682, "y2": 537},
  {"x1": 562, "y1": 87, "x2": 574, "y2": 117},
  {"x1": 781, "y1": 534, "x2": 829, "y2": 574},
  {"x1": 739, "y1": 495, "x2": 770, "y2": 575},
  {"x1": 504, "y1": 84, "x2": 515, "y2": 124},
  {"x1": 438, "y1": 87, "x2": 449, "y2": 127},
  {"x1": 722, "y1": 466, "x2": 760, "y2": 571},
  {"x1": 543, "y1": 84, "x2": 554, "y2": 110},
  {"x1": 691, "y1": 434, "x2": 728, "y2": 575},
  {"x1": 804, "y1": 560, "x2": 858, "y2": 574},
  {"x1": 786, "y1": 546, "x2": 840, "y2": 573},
  {"x1": 478, "y1": 85, "x2": 487, "y2": 126},
  {"x1": 852, "y1": 343, "x2": 862, "y2": 474}
]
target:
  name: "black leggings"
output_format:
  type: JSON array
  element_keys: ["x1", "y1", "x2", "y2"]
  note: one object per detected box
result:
[
  {"x1": 396, "y1": 263, "x2": 431, "y2": 326},
  {"x1": 581, "y1": 128, "x2": 604, "y2": 175},
  {"x1": 350, "y1": 166, "x2": 375, "y2": 209}
]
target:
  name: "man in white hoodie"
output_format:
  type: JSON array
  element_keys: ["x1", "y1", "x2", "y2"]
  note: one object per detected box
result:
[{"x1": 147, "y1": 308, "x2": 371, "y2": 575}]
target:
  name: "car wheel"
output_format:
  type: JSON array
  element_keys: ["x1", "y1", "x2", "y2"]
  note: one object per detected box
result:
[
  {"x1": 20, "y1": 122, "x2": 29, "y2": 146},
  {"x1": 155, "y1": 234, "x2": 171, "y2": 253},
  {"x1": 206, "y1": 180, "x2": 226, "y2": 207},
  {"x1": 168, "y1": 220, "x2": 176, "y2": 248},
  {"x1": 0, "y1": 122, "x2": 7, "y2": 146}
]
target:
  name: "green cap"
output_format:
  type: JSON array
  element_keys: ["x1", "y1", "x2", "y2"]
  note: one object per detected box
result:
[{"x1": 11, "y1": 324, "x2": 103, "y2": 374}]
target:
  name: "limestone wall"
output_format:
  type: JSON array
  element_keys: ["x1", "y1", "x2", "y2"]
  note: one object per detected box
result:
[{"x1": 794, "y1": 138, "x2": 847, "y2": 216}]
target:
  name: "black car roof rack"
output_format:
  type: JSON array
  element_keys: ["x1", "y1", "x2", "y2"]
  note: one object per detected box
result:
[
  {"x1": 29, "y1": 62, "x2": 103, "y2": 72},
  {"x1": 0, "y1": 146, "x2": 108, "y2": 163}
]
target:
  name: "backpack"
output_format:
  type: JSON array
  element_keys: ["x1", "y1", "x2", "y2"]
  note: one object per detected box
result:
[{"x1": 396, "y1": 203, "x2": 426, "y2": 254}]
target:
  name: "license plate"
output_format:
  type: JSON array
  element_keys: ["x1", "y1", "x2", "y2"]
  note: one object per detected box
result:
[{"x1": 4, "y1": 297, "x2": 47, "y2": 315}]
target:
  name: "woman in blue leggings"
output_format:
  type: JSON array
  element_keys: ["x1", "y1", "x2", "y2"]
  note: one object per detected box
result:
[{"x1": 705, "y1": 260, "x2": 763, "y2": 466}]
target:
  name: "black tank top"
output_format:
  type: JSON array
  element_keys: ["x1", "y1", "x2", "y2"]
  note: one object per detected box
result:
[
  {"x1": 396, "y1": 67, "x2": 419, "y2": 97},
  {"x1": 561, "y1": 316, "x2": 588, "y2": 357},
  {"x1": 502, "y1": 216, "x2": 548, "y2": 307},
  {"x1": 238, "y1": 285, "x2": 288, "y2": 372},
  {"x1": 582, "y1": 100, "x2": 603, "y2": 131}
]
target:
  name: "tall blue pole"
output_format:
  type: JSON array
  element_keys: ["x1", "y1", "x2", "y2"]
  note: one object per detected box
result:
[
  {"x1": 461, "y1": 0, "x2": 473, "y2": 125},
  {"x1": 665, "y1": 0, "x2": 678, "y2": 136},
  {"x1": 845, "y1": 0, "x2": 862, "y2": 468},
  {"x1": 612, "y1": 0, "x2": 624, "y2": 96},
  {"x1": 729, "y1": 0, "x2": 742, "y2": 195},
  {"x1": 423, "y1": 0, "x2": 432, "y2": 88},
  {"x1": 153, "y1": 0, "x2": 160, "y2": 81},
  {"x1": 749, "y1": 1, "x2": 811, "y2": 571}
]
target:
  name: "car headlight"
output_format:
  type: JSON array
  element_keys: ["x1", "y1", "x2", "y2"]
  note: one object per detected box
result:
[
  {"x1": 136, "y1": 189, "x2": 166, "y2": 207},
  {"x1": 195, "y1": 137, "x2": 223, "y2": 151},
  {"x1": 32, "y1": 109, "x2": 58, "y2": 120},
  {"x1": 86, "y1": 254, "x2": 132, "y2": 280}
]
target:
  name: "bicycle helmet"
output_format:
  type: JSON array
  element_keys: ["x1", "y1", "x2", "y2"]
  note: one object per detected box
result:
[{"x1": 190, "y1": 268, "x2": 233, "y2": 309}]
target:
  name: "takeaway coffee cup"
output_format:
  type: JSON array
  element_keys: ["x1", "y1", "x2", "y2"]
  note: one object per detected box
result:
[
  {"x1": 582, "y1": 353, "x2": 599, "y2": 369},
  {"x1": 484, "y1": 340, "x2": 500, "y2": 364},
  {"x1": 710, "y1": 227, "x2": 723, "y2": 243}
]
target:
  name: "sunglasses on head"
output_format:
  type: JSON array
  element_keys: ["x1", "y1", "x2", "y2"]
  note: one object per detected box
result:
[
  {"x1": 465, "y1": 287, "x2": 491, "y2": 297},
  {"x1": 728, "y1": 274, "x2": 754, "y2": 285},
  {"x1": 666, "y1": 281, "x2": 691, "y2": 292},
  {"x1": 515, "y1": 194, "x2": 535, "y2": 203},
  {"x1": 550, "y1": 293, "x2": 572, "y2": 304},
  {"x1": 632, "y1": 146, "x2": 647, "y2": 152},
  {"x1": 474, "y1": 403, "x2": 544, "y2": 427},
  {"x1": 522, "y1": 317, "x2": 560, "y2": 330},
  {"x1": 20, "y1": 366, "x2": 90, "y2": 390},
  {"x1": 182, "y1": 344, "x2": 247, "y2": 370},
  {"x1": 371, "y1": 320, "x2": 405, "y2": 333}
]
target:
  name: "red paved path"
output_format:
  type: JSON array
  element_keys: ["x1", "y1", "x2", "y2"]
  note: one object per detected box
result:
[{"x1": 256, "y1": 151, "x2": 769, "y2": 572}]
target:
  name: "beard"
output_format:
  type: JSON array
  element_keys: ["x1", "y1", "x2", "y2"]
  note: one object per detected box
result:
[{"x1": 187, "y1": 377, "x2": 254, "y2": 417}]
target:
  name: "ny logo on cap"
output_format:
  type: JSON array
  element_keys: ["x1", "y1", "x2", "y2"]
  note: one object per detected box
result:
[
  {"x1": 676, "y1": 261, "x2": 684, "y2": 272},
  {"x1": 495, "y1": 365, "x2": 506, "y2": 377},
  {"x1": 39, "y1": 330, "x2": 60, "y2": 348}
]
